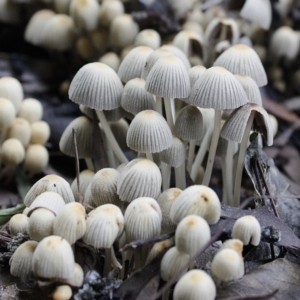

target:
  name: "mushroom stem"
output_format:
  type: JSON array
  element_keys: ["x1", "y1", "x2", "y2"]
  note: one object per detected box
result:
[
  {"x1": 146, "y1": 152, "x2": 153, "y2": 161},
  {"x1": 161, "y1": 162, "x2": 171, "y2": 191},
  {"x1": 190, "y1": 124, "x2": 213, "y2": 181},
  {"x1": 175, "y1": 163, "x2": 186, "y2": 190},
  {"x1": 96, "y1": 110, "x2": 128, "y2": 164},
  {"x1": 202, "y1": 110, "x2": 222, "y2": 186},
  {"x1": 164, "y1": 97, "x2": 174, "y2": 132},
  {"x1": 187, "y1": 140, "x2": 196, "y2": 174},
  {"x1": 103, "y1": 247, "x2": 112, "y2": 277},
  {"x1": 225, "y1": 140, "x2": 235, "y2": 206},
  {"x1": 85, "y1": 158, "x2": 94, "y2": 171},
  {"x1": 156, "y1": 96, "x2": 162, "y2": 115},
  {"x1": 162, "y1": 289, "x2": 170, "y2": 300},
  {"x1": 233, "y1": 111, "x2": 255, "y2": 206},
  {"x1": 111, "y1": 246, "x2": 122, "y2": 269}
]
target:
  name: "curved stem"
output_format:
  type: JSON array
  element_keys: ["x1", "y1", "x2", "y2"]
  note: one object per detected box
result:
[
  {"x1": 190, "y1": 124, "x2": 213, "y2": 181},
  {"x1": 233, "y1": 112, "x2": 255, "y2": 206},
  {"x1": 187, "y1": 140, "x2": 196, "y2": 174},
  {"x1": 164, "y1": 97, "x2": 174, "y2": 132},
  {"x1": 202, "y1": 110, "x2": 222, "y2": 186},
  {"x1": 96, "y1": 110, "x2": 128, "y2": 164}
]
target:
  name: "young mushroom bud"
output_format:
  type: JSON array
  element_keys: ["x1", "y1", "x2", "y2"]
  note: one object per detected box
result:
[
  {"x1": 219, "y1": 239, "x2": 243, "y2": 255},
  {"x1": 18, "y1": 98, "x2": 43, "y2": 123},
  {"x1": 0, "y1": 138, "x2": 25, "y2": 166},
  {"x1": 0, "y1": 77, "x2": 23, "y2": 113},
  {"x1": 52, "y1": 285, "x2": 73, "y2": 300},
  {"x1": 0, "y1": 97, "x2": 15, "y2": 129},
  {"x1": 7, "y1": 118, "x2": 31, "y2": 147},
  {"x1": 232, "y1": 215, "x2": 261, "y2": 246},
  {"x1": 9, "y1": 214, "x2": 29, "y2": 236},
  {"x1": 134, "y1": 29, "x2": 161, "y2": 49},
  {"x1": 62, "y1": 263, "x2": 84, "y2": 287}
]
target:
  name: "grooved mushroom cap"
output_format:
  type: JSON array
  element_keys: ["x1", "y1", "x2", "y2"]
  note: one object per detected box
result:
[
  {"x1": 232, "y1": 215, "x2": 261, "y2": 246},
  {"x1": 70, "y1": 169, "x2": 95, "y2": 202},
  {"x1": 41, "y1": 14, "x2": 75, "y2": 51},
  {"x1": 188, "y1": 66, "x2": 249, "y2": 110},
  {"x1": 173, "y1": 270, "x2": 216, "y2": 300},
  {"x1": 117, "y1": 158, "x2": 162, "y2": 202},
  {"x1": 69, "y1": 62, "x2": 123, "y2": 110},
  {"x1": 29, "y1": 191, "x2": 66, "y2": 216},
  {"x1": 160, "y1": 45, "x2": 191, "y2": 70},
  {"x1": 175, "y1": 215, "x2": 211, "y2": 257},
  {"x1": 170, "y1": 185, "x2": 221, "y2": 225},
  {"x1": 220, "y1": 103, "x2": 273, "y2": 146},
  {"x1": 145, "y1": 55, "x2": 191, "y2": 99},
  {"x1": 160, "y1": 136, "x2": 185, "y2": 167},
  {"x1": 234, "y1": 74, "x2": 262, "y2": 106},
  {"x1": 53, "y1": 202, "x2": 87, "y2": 244},
  {"x1": 0, "y1": 77, "x2": 23, "y2": 113},
  {"x1": 24, "y1": 9, "x2": 55, "y2": 45},
  {"x1": 121, "y1": 78, "x2": 156, "y2": 115},
  {"x1": 24, "y1": 174, "x2": 75, "y2": 207},
  {"x1": 18, "y1": 98, "x2": 43, "y2": 123},
  {"x1": 240, "y1": 0, "x2": 272, "y2": 30},
  {"x1": 160, "y1": 246, "x2": 190, "y2": 281},
  {"x1": 9, "y1": 241, "x2": 38, "y2": 280},
  {"x1": 174, "y1": 105, "x2": 204, "y2": 141},
  {"x1": 134, "y1": 29, "x2": 161, "y2": 49},
  {"x1": 91, "y1": 168, "x2": 121, "y2": 206},
  {"x1": 126, "y1": 110, "x2": 173, "y2": 153},
  {"x1": 213, "y1": 44, "x2": 268, "y2": 87},
  {"x1": 9, "y1": 214, "x2": 29, "y2": 236},
  {"x1": 62, "y1": 263, "x2": 84, "y2": 287},
  {"x1": 83, "y1": 204, "x2": 124, "y2": 248},
  {"x1": 157, "y1": 188, "x2": 182, "y2": 233},
  {"x1": 124, "y1": 197, "x2": 162, "y2": 242},
  {"x1": 118, "y1": 46, "x2": 153, "y2": 83},
  {"x1": 188, "y1": 65, "x2": 207, "y2": 89},
  {"x1": 59, "y1": 116, "x2": 93, "y2": 158},
  {"x1": 211, "y1": 248, "x2": 244, "y2": 282},
  {"x1": 0, "y1": 138, "x2": 25, "y2": 166},
  {"x1": 32, "y1": 235, "x2": 75, "y2": 280},
  {"x1": 0, "y1": 97, "x2": 15, "y2": 129}
]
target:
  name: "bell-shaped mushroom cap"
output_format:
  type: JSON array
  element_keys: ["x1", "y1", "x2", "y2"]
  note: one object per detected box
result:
[
  {"x1": 126, "y1": 110, "x2": 173, "y2": 153},
  {"x1": 160, "y1": 45, "x2": 191, "y2": 70},
  {"x1": 0, "y1": 97, "x2": 15, "y2": 129},
  {"x1": 70, "y1": 169, "x2": 95, "y2": 202},
  {"x1": 214, "y1": 44, "x2": 268, "y2": 87},
  {"x1": 173, "y1": 270, "x2": 216, "y2": 300},
  {"x1": 270, "y1": 26, "x2": 300, "y2": 61},
  {"x1": 160, "y1": 136, "x2": 185, "y2": 168},
  {"x1": 170, "y1": 185, "x2": 221, "y2": 225},
  {"x1": 32, "y1": 235, "x2": 75, "y2": 280},
  {"x1": 175, "y1": 215, "x2": 211, "y2": 257},
  {"x1": 53, "y1": 202, "x2": 87, "y2": 244},
  {"x1": 124, "y1": 197, "x2": 162, "y2": 241},
  {"x1": 219, "y1": 239, "x2": 243, "y2": 255},
  {"x1": 9, "y1": 240, "x2": 38, "y2": 280},
  {"x1": 59, "y1": 116, "x2": 93, "y2": 158},
  {"x1": 160, "y1": 246, "x2": 190, "y2": 281},
  {"x1": 232, "y1": 215, "x2": 261, "y2": 246},
  {"x1": 234, "y1": 74, "x2": 262, "y2": 106},
  {"x1": 69, "y1": 62, "x2": 123, "y2": 110},
  {"x1": 18, "y1": 98, "x2": 43, "y2": 123},
  {"x1": 24, "y1": 9, "x2": 55, "y2": 45},
  {"x1": 99, "y1": 0, "x2": 124, "y2": 27},
  {"x1": 118, "y1": 46, "x2": 153, "y2": 83},
  {"x1": 157, "y1": 188, "x2": 182, "y2": 233},
  {"x1": 7, "y1": 118, "x2": 31, "y2": 147},
  {"x1": 188, "y1": 66, "x2": 248, "y2": 110},
  {"x1": 121, "y1": 78, "x2": 156, "y2": 115},
  {"x1": 117, "y1": 158, "x2": 162, "y2": 202},
  {"x1": 70, "y1": 0, "x2": 100, "y2": 32},
  {"x1": 24, "y1": 144, "x2": 49, "y2": 175},
  {"x1": 40, "y1": 14, "x2": 75, "y2": 51},
  {"x1": 24, "y1": 174, "x2": 75, "y2": 207},
  {"x1": 211, "y1": 248, "x2": 244, "y2": 282},
  {"x1": 0, "y1": 138, "x2": 25, "y2": 166},
  {"x1": 62, "y1": 263, "x2": 84, "y2": 287},
  {"x1": 145, "y1": 55, "x2": 191, "y2": 99},
  {"x1": 134, "y1": 29, "x2": 161, "y2": 49},
  {"x1": 28, "y1": 208, "x2": 55, "y2": 241},
  {"x1": 240, "y1": 0, "x2": 272, "y2": 30},
  {"x1": 91, "y1": 168, "x2": 121, "y2": 206},
  {"x1": 182, "y1": 21, "x2": 204, "y2": 36},
  {"x1": 83, "y1": 204, "x2": 124, "y2": 248},
  {"x1": 220, "y1": 103, "x2": 273, "y2": 146},
  {"x1": 99, "y1": 52, "x2": 120, "y2": 72},
  {"x1": 28, "y1": 191, "x2": 66, "y2": 216},
  {"x1": 9, "y1": 214, "x2": 29, "y2": 236},
  {"x1": 109, "y1": 14, "x2": 139, "y2": 49},
  {"x1": 174, "y1": 105, "x2": 204, "y2": 141},
  {"x1": 30, "y1": 122, "x2": 51, "y2": 145},
  {"x1": 188, "y1": 65, "x2": 207, "y2": 89},
  {"x1": 0, "y1": 77, "x2": 23, "y2": 113}
]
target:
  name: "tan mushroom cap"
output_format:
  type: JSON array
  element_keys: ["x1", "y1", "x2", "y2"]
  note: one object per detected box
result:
[
  {"x1": 134, "y1": 29, "x2": 161, "y2": 49},
  {"x1": 0, "y1": 138, "x2": 25, "y2": 166},
  {"x1": 0, "y1": 77, "x2": 23, "y2": 113},
  {"x1": 0, "y1": 97, "x2": 15, "y2": 129}
]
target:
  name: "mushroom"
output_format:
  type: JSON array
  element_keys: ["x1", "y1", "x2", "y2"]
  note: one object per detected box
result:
[
  {"x1": 9, "y1": 214, "x2": 29, "y2": 236},
  {"x1": 134, "y1": 29, "x2": 161, "y2": 49}
]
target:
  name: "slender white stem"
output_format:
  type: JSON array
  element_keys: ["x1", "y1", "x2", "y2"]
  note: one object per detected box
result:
[
  {"x1": 221, "y1": 157, "x2": 227, "y2": 204},
  {"x1": 191, "y1": 124, "x2": 213, "y2": 181},
  {"x1": 146, "y1": 152, "x2": 153, "y2": 161},
  {"x1": 111, "y1": 247, "x2": 122, "y2": 269},
  {"x1": 96, "y1": 110, "x2": 128, "y2": 164},
  {"x1": 104, "y1": 135, "x2": 116, "y2": 168},
  {"x1": 164, "y1": 97, "x2": 174, "y2": 132},
  {"x1": 225, "y1": 140, "x2": 235, "y2": 206},
  {"x1": 202, "y1": 110, "x2": 222, "y2": 186},
  {"x1": 233, "y1": 112, "x2": 255, "y2": 206},
  {"x1": 104, "y1": 248, "x2": 112, "y2": 277},
  {"x1": 175, "y1": 163, "x2": 186, "y2": 190},
  {"x1": 161, "y1": 162, "x2": 171, "y2": 191},
  {"x1": 85, "y1": 158, "x2": 94, "y2": 171},
  {"x1": 156, "y1": 96, "x2": 162, "y2": 115},
  {"x1": 187, "y1": 140, "x2": 196, "y2": 174}
]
